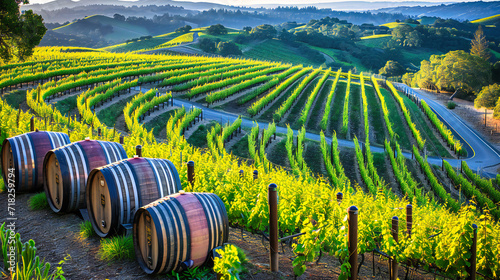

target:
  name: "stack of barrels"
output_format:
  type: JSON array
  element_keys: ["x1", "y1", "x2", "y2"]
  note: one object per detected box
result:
[{"x1": 1, "y1": 130, "x2": 228, "y2": 275}]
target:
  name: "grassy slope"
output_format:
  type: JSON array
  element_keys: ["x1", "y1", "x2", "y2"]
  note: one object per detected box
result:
[
  {"x1": 360, "y1": 34, "x2": 391, "y2": 40},
  {"x1": 471, "y1": 14, "x2": 500, "y2": 24},
  {"x1": 380, "y1": 22, "x2": 418, "y2": 29},
  {"x1": 102, "y1": 37, "x2": 174, "y2": 52},
  {"x1": 244, "y1": 39, "x2": 321, "y2": 67}
]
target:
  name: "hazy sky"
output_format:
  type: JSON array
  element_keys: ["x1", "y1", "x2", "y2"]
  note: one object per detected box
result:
[{"x1": 26, "y1": 0, "x2": 496, "y2": 5}]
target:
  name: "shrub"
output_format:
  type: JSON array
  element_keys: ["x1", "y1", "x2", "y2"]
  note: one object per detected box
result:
[{"x1": 447, "y1": 101, "x2": 456, "y2": 109}]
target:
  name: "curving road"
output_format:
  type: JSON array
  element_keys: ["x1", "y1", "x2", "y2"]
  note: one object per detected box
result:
[
  {"x1": 164, "y1": 85, "x2": 499, "y2": 177},
  {"x1": 394, "y1": 83, "x2": 500, "y2": 177}
]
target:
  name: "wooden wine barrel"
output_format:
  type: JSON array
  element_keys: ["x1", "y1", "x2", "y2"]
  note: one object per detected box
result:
[
  {"x1": 86, "y1": 157, "x2": 182, "y2": 237},
  {"x1": 133, "y1": 192, "x2": 229, "y2": 275},
  {"x1": 43, "y1": 139, "x2": 128, "y2": 213},
  {"x1": 1, "y1": 131, "x2": 70, "y2": 192}
]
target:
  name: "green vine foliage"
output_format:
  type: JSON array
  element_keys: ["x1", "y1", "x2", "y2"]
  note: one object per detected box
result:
[
  {"x1": 1, "y1": 223, "x2": 67, "y2": 280},
  {"x1": 213, "y1": 245, "x2": 245, "y2": 280}
]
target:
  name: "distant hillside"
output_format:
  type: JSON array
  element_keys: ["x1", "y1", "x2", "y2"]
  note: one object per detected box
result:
[
  {"x1": 250, "y1": 1, "x2": 444, "y2": 11},
  {"x1": 471, "y1": 14, "x2": 500, "y2": 24},
  {"x1": 376, "y1": 1, "x2": 500, "y2": 21},
  {"x1": 26, "y1": 4, "x2": 194, "y2": 24},
  {"x1": 52, "y1": 15, "x2": 151, "y2": 43}
]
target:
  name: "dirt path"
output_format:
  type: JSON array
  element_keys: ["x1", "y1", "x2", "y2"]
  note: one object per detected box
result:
[
  {"x1": 224, "y1": 129, "x2": 246, "y2": 152},
  {"x1": 183, "y1": 119, "x2": 210, "y2": 140},
  {"x1": 94, "y1": 89, "x2": 138, "y2": 114}
]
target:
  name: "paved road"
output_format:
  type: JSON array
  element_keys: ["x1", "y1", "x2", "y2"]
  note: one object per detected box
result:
[
  {"x1": 395, "y1": 83, "x2": 500, "y2": 177},
  {"x1": 170, "y1": 98, "x2": 445, "y2": 165},
  {"x1": 154, "y1": 84, "x2": 498, "y2": 178}
]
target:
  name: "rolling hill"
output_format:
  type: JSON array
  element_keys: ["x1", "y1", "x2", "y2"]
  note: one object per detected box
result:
[
  {"x1": 376, "y1": 1, "x2": 500, "y2": 21},
  {"x1": 52, "y1": 15, "x2": 151, "y2": 43}
]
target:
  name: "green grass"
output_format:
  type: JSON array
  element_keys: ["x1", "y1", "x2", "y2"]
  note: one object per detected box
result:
[
  {"x1": 229, "y1": 133, "x2": 250, "y2": 159},
  {"x1": 402, "y1": 95, "x2": 451, "y2": 158},
  {"x1": 143, "y1": 110, "x2": 176, "y2": 136},
  {"x1": 2, "y1": 90, "x2": 27, "y2": 108},
  {"x1": 244, "y1": 39, "x2": 321, "y2": 67},
  {"x1": 380, "y1": 22, "x2": 418, "y2": 29},
  {"x1": 327, "y1": 81, "x2": 347, "y2": 135},
  {"x1": 257, "y1": 76, "x2": 303, "y2": 121},
  {"x1": 28, "y1": 192, "x2": 49, "y2": 210},
  {"x1": 99, "y1": 235, "x2": 134, "y2": 262},
  {"x1": 365, "y1": 85, "x2": 386, "y2": 145},
  {"x1": 303, "y1": 141, "x2": 327, "y2": 178},
  {"x1": 378, "y1": 87, "x2": 411, "y2": 150},
  {"x1": 491, "y1": 49, "x2": 500, "y2": 60},
  {"x1": 0, "y1": 177, "x2": 5, "y2": 193},
  {"x1": 307, "y1": 79, "x2": 333, "y2": 132},
  {"x1": 198, "y1": 32, "x2": 241, "y2": 42},
  {"x1": 157, "y1": 33, "x2": 195, "y2": 48},
  {"x1": 372, "y1": 152, "x2": 389, "y2": 186},
  {"x1": 471, "y1": 14, "x2": 500, "y2": 24},
  {"x1": 266, "y1": 138, "x2": 288, "y2": 167},
  {"x1": 288, "y1": 78, "x2": 318, "y2": 129},
  {"x1": 400, "y1": 48, "x2": 442, "y2": 66},
  {"x1": 79, "y1": 221, "x2": 96, "y2": 239},
  {"x1": 349, "y1": 84, "x2": 362, "y2": 139},
  {"x1": 54, "y1": 95, "x2": 78, "y2": 114},
  {"x1": 96, "y1": 94, "x2": 135, "y2": 127},
  {"x1": 187, "y1": 122, "x2": 217, "y2": 148},
  {"x1": 356, "y1": 36, "x2": 391, "y2": 48},
  {"x1": 102, "y1": 37, "x2": 173, "y2": 53},
  {"x1": 360, "y1": 34, "x2": 391, "y2": 40},
  {"x1": 308, "y1": 45, "x2": 370, "y2": 73}
]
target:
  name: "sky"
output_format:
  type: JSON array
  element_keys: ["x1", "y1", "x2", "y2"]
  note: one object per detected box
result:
[{"x1": 26, "y1": 0, "x2": 497, "y2": 5}]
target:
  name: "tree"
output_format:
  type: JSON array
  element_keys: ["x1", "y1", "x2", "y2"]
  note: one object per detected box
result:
[
  {"x1": 379, "y1": 60, "x2": 405, "y2": 77},
  {"x1": 278, "y1": 28, "x2": 294, "y2": 42},
  {"x1": 0, "y1": 0, "x2": 46, "y2": 63},
  {"x1": 198, "y1": 38, "x2": 217, "y2": 53},
  {"x1": 207, "y1": 24, "x2": 227, "y2": 35},
  {"x1": 251, "y1": 24, "x2": 277, "y2": 40},
  {"x1": 175, "y1": 25, "x2": 192, "y2": 33},
  {"x1": 217, "y1": 41, "x2": 241, "y2": 56},
  {"x1": 471, "y1": 26, "x2": 490, "y2": 61},
  {"x1": 242, "y1": 26, "x2": 252, "y2": 33},
  {"x1": 113, "y1": 14, "x2": 125, "y2": 21},
  {"x1": 475, "y1": 84, "x2": 500, "y2": 109},
  {"x1": 411, "y1": 50, "x2": 491, "y2": 97}
]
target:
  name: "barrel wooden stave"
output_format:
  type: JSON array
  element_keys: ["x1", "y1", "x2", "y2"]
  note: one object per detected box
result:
[
  {"x1": 43, "y1": 140, "x2": 127, "y2": 213},
  {"x1": 1, "y1": 131, "x2": 70, "y2": 192},
  {"x1": 86, "y1": 157, "x2": 182, "y2": 238},
  {"x1": 133, "y1": 192, "x2": 228, "y2": 275}
]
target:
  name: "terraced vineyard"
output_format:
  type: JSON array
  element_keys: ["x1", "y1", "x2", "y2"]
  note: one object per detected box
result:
[{"x1": 1, "y1": 47, "x2": 500, "y2": 279}]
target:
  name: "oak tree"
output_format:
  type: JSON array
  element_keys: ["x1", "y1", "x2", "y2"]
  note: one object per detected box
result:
[{"x1": 0, "y1": 0, "x2": 46, "y2": 63}]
